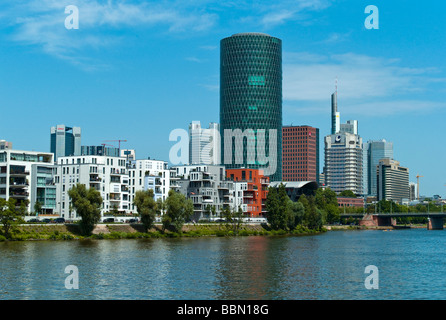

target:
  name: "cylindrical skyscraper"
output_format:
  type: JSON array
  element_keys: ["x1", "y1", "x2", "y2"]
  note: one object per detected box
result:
[{"x1": 220, "y1": 33, "x2": 282, "y2": 181}]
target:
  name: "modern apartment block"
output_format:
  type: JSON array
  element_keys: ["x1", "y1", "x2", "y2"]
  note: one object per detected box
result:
[
  {"x1": 220, "y1": 33, "x2": 282, "y2": 182},
  {"x1": 127, "y1": 158, "x2": 173, "y2": 212},
  {"x1": 174, "y1": 165, "x2": 233, "y2": 221},
  {"x1": 55, "y1": 155, "x2": 130, "y2": 219},
  {"x1": 377, "y1": 158, "x2": 409, "y2": 204},
  {"x1": 226, "y1": 168, "x2": 269, "y2": 217},
  {"x1": 282, "y1": 125, "x2": 319, "y2": 182},
  {"x1": 50, "y1": 125, "x2": 81, "y2": 161},
  {"x1": 0, "y1": 149, "x2": 56, "y2": 214},
  {"x1": 189, "y1": 121, "x2": 220, "y2": 165},
  {"x1": 364, "y1": 139, "x2": 394, "y2": 196}
]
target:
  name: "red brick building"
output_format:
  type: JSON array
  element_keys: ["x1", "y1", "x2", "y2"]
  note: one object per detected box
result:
[
  {"x1": 226, "y1": 169, "x2": 269, "y2": 217},
  {"x1": 282, "y1": 125, "x2": 319, "y2": 182},
  {"x1": 337, "y1": 197, "x2": 365, "y2": 208}
]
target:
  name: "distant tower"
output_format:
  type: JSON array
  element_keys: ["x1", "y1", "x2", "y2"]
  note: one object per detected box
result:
[
  {"x1": 50, "y1": 125, "x2": 81, "y2": 161},
  {"x1": 331, "y1": 78, "x2": 340, "y2": 134}
]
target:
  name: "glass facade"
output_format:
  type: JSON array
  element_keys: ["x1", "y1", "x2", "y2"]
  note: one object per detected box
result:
[
  {"x1": 366, "y1": 140, "x2": 393, "y2": 196},
  {"x1": 50, "y1": 125, "x2": 81, "y2": 161},
  {"x1": 220, "y1": 33, "x2": 282, "y2": 181}
]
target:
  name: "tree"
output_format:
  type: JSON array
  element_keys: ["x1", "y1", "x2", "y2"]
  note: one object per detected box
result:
[
  {"x1": 156, "y1": 197, "x2": 166, "y2": 216},
  {"x1": 300, "y1": 194, "x2": 323, "y2": 230},
  {"x1": 68, "y1": 184, "x2": 103, "y2": 236},
  {"x1": 165, "y1": 190, "x2": 194, "y2": 232},
  {"x1": 0, "y1": 198, "x2": 25, "y2": 239},
  {"x1": 315, "y1": 188, "x2": 338, "y2": 210},
  {"x1": 34, "y1": 200, "x2": 42, "y2": 216},
  {"x1": 133, "y1": 189, "x2": 157, "y2": 232},
  {"x1": 224, "y1": 206, "x2": 245, "y2": 233},
  {"x1": 286, "y1": 200, "x2": 305, "y2": 230},
  {"x1": 325, "y1": 203, "x2": 340, "y2": 224},
  {"x1": 265, "y1": 184, "x2": 289, "y2": 230},
  {"x1": 339, "y1": 190, "x2": 357, "y2": 198}
]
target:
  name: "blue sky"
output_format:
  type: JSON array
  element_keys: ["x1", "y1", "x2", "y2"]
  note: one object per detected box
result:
[{"x1": 0, "y1": 0, "x2": 445, "y2": 197}]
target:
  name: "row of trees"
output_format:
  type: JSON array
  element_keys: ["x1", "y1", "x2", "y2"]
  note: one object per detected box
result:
[
  {"x1": 264, "y1": 184, "x2": 342, "y2": 231},
  {"x1": 67, "y1": 184, "x2": 196, "y2": 236}
]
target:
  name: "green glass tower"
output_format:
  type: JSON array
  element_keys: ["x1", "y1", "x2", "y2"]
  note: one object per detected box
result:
[{"x1": 220, "y1": 33, "x2": 282, "y2": 181}]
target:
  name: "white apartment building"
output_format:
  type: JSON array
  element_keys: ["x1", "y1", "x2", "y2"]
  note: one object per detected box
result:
[
  {"x1": 127, "y1": 158, "x2": 173, "y2": 213},
  {"x1": 55, "y1": 155, "x2": 130, "y2": 219},
  {"x1": 0, "y1": 149, "x2": 56, "y2": 214}
]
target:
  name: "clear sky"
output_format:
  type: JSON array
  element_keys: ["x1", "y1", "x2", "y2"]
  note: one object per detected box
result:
[{"x1": 0, "y1": 0, "x2": 445, "y2": 197}]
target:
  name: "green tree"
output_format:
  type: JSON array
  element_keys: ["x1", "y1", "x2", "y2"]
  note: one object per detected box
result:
[
  {"x1": 0, "y1": 198, "x2": 25, "y2": 239},
  {"x1": 34, "y1": 200, "x2": 42, "y2": 216},
  {"x1": 165, "y1": 190, "x2": 194, "y2": 232},
  {"x1": 339, "y1": 190, "x2": 357, "y2": 198},
  {"x1": 224, "y1": 206, "x2": 245, "y2": 233},
  {"x1": 68, "y1": 184, "x2": 103, "y2": 236},
  {"x1": 265, "y1": 184, "x2": 289, "y2": 230},
  {"x1": 315, "y1": 188, "x2": 338, "y2": 209},
  {"x1": 133, "y1": 189, "x2": 157, "y2": 232},
  {"x1": 286, "y1": 200, "x2": 305, "y2": 230},
  {"x1": 300, "y1": 194, "x2": 323, "y2": 230},
  {"x1": 325, "y1": 203, "x2": 340, "y2": 224}
]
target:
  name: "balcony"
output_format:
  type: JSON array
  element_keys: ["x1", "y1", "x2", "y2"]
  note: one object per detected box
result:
[
  {"x1": 10, "y1": 191, "x2": 29, "y2": 198},
  {"x1": 10, "y1": 171, "x2": 29, "y2": 176},
  {"x1": 110, "y1": 169, "x2": 127, "y2": 176}
]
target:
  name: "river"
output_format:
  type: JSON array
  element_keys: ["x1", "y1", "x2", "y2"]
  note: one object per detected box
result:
[{"x1": 1, "y1": 229, "x2": 446, "y2": 300}]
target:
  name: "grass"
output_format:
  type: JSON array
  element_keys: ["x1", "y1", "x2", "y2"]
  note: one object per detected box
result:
[{"x1": 0, "y1": 223, "x2": 326, "y2": 241}]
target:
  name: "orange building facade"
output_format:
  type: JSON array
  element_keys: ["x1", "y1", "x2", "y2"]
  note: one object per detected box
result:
[{"x1": 226, "y1": 168, "x2": 269, "y2": 217}]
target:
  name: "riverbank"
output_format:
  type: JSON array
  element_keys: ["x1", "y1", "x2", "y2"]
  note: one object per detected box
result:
[
  {"x1": 0, "y1": 223, "x2": 324, "y2": 241},
  {"x1": 1, "y1": 222, "x2": 434, "y2": 241}
]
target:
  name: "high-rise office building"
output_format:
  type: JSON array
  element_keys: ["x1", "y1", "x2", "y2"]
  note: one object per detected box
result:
[
  {"x1": 189, "y1": 121, "x2": 220, "y2": 165},
  {"x1": 364, "y1": 139, "x2": 394, "y2": 196},
  {"x1": 377, "y1": 158, "x2": 409, "y2": 204},
  {"x1": 409, "y1": 182, "x2": 417, "y2": 201},
  {"x1": 325, "y1": 90, "x2": 363, "y2": 194},
  {"x1": 282, "y1": 125, "x2": 319, "y2": 182},
  {"x1": 325, "y1": 132, "x2": 363, "y2": 194},
  {"x1": 220, "y1": 33, "x2": 282, "y2": 182},
  {"x1": 50, "y1": 125, "x2": 81, "y2": 161}
]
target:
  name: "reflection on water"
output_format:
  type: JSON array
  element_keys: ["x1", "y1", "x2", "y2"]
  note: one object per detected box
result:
[{"x1": 1, "y1": 229, "x2": 446, "y2": 300}]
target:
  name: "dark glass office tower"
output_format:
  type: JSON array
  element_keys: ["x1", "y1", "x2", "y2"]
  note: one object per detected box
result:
[{"x1": 220, "y1": 33, "x2": 282, "y2": 181}]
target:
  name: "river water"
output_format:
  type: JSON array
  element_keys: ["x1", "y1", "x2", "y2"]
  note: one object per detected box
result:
[{"x1": 1, "y1": 229, "x2": 446, "y2": 300}]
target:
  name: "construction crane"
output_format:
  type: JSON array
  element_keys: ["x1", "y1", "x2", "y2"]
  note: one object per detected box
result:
[
  {"x1": 103, "y1": 140, "x2": 127, "y2": 154},
  {"x1": 416, "y1": 174, "x2": 424, "y2": 201}
]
